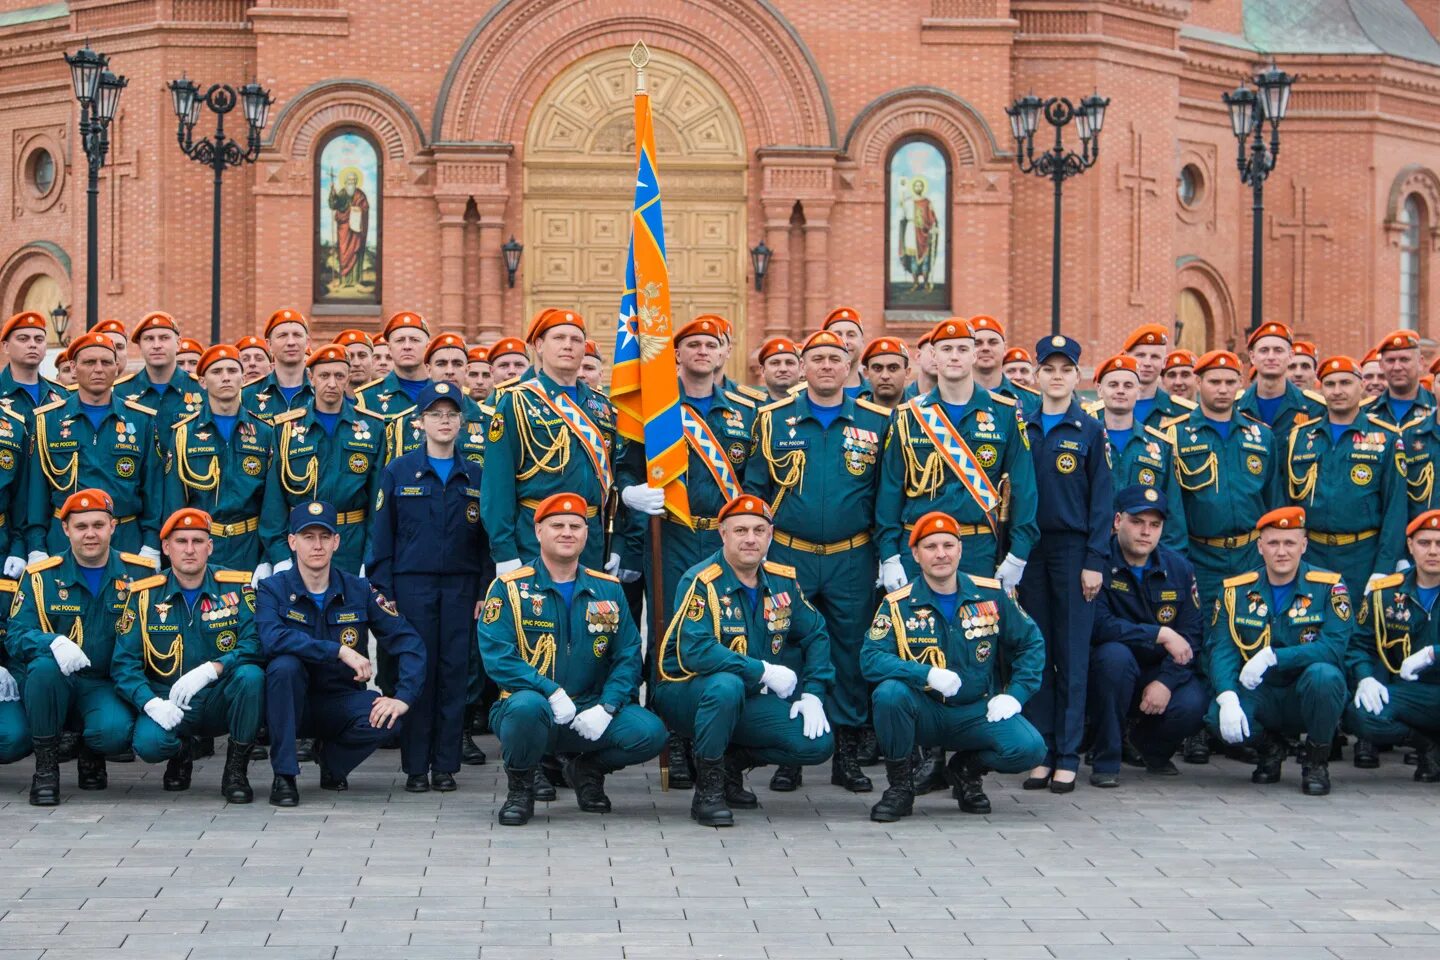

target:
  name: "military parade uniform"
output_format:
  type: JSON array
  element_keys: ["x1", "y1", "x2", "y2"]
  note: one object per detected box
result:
[
  {"x1": 355, "y1": 369, "x2": 433, "y2": 421},
  {"x1": 240, "y1": 372, "x2": 314, "y2": 425},
  {"x1": 1134, "y1": 386, "x2": 1195, "y2": 431},
  {"x1": 1236, "y1": 379, "x2": 1326, "y2": 441},
  {"x1": 1370, "y1": 384, "x2": 1437, "y2": 434},
  {"x1": 162, "y1": 408, "x2": 277, "y2": 570},
  {"x1": 260, "y1": 402, "x2": 384, "y2": 575},
  {"x1": 382, "y1": 394, "x2": 492, "y2": 465},
  {"x1": 0, "y1": 577, "x2": 28, "y2": 762},
  {"x1": 113, "y1": 367, "x2": 207, "y2": 432},
  {"x1": 0, "y1": 404, "x2": 31, "y2": 563},
  {"x1": 1400, "y1": 407, "x2": 1440, "y2": 518},
  {"x1": 1346, "y1": 566, "x2": 1440, "y2": 769},
  {"x1": 0, "y1": 366, "x2": 64, "y2": 423},
  {"x1": 1102, "y1": 421, "x2": 1189, "y2": 551}
]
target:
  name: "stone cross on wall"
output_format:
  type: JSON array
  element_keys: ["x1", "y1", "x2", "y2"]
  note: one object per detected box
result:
[
  {"x1": 1271, "y1": 180, "x2": 1333, "y2": 325},
  {"x1": 1118, "y1": 125, "x2": 1158, "y2": 307}
]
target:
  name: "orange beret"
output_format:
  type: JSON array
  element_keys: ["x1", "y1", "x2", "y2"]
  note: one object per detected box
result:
[
  {"x1": 55, "y1": 344, "x2": 72, "y2": 365},
  {"x1": 1407, "y1": 509, "x2": 1440, "y2": 537},
  {"x1": 488, "y1": 337, "x2": 528, "y2": 361},
  {"x1": 717, "y1": 494, "x2": 773, "y2": 524},
  {"x1": 196, "y1": 344, "x2": 241, "y2": 376},
  {"x1": 1379, "y1": 329, "x2": 1421, "y2": 353},
  {"x1": 161, "y1": 507, "x2": 213, "y2": 540},
  {"x1": 1318, "y1": 356, "x2": 1360, "y2": 380},
  {"x1": 1292, "y1": 341, "x2": 1318, "y2": 360},
  {"x1": 801, "y1": 330, "x2": 847, "y2": 355},
  {"x1": 1, "y1": 311, "x2": 48, "y2": 341},
  {"x1": 1194, "y1": 350, "x2": 1242, "y2": 375},
  {"x1": 1002, "y1": 347, "x2": 1032, "y2": 366},
  {"x1": 381, "y1": 311, "x2": 429, "y2": 340},
  {"x1": 917, "y1": 329, "x2": 936, "y2": 348},
  {"x1": 860, "y1": 337, "x2": 908, "y2": 365},
  {"x1": 533, "y1": 492, "x2": 588, "y2": 522},
  {"x1": 1362, "y1": 348, "x2": 1380, "y2": 365},
  {"x1": 1428, "y1": 354, "x2": 1440, "y2": 377},
  {"x1": 930, "y1": 318, "x2": 973, "y2": 344},
  {"x1": 264, "y1": 308, "x2": 308, "y2": 336},
  {"x1": 93, "y1": 319, "x2": 127, "y2": 337},
  {"x1": 59, "y1": 488, "x2": 113, "y2": 520},
  {"x1": 333, "y1": 329, "x2": 373, "y2": 349},
  {"x1": 468, "y1": 346, "x2": 489, "y2": 364},
  {"x1": 1163, "y1": 349, "x2": 1198, "y2": 371},
  {"x1": 822, "y1": 307, "x2": 862, "y2": 330},
  {"x1": 1256, "y1": 506, "x2": 1305, "y2": 532},
  {"x1": 235, "y1": 334, "x2": 270, "y2": 356},
  {"x1": 675, "y1": 317, "x2": 725, "y2": 345},
  {"x1": 68, "y1": 331, "x2": 117, "y2": 359},
  {"x1": 909, "y1": 511, "x2": 961, "y2": 547},
  {"x1": 968, "y1": 315, "x2": 1005, "y2": 338},
  {"x1": 425, "y1": 333, "x2": 467, "y2": 362},
  {"x1": 759, "y1": 337, "x2": 798, "y2": 363},
  {"x1": 1094, "y1": 354, "x2": 1141, "y2": 383},
  {"x1": 132, "y1": 311, "x2": 179, "y2": 340},
  {"x1": 1121, "y1": 324, "x2": 1169, "y2": 352},
  {"x1": 177, "y1": 338, "x2": 204, "y2": 357},
  {"x1": 692, "y1": 314, "x2": 731, "y2": 338},
  {"x1": 584, "y1": 339, "x2": 601, "y2": 359},
  {"x1": 526, "y1": 307, "x2": 584, "y2": 343},
  {"x1": 1246, "y1": 321, "x2": 1292, "y2": 348},
  {"x1": 305, "y1": 344, "x2": 349, "y2": 368}
]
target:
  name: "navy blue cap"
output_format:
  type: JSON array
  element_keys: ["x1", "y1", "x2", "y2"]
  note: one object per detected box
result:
[
  {"x1": 415, "y1": 380, "x2": 463, "y2": 414},
  {"x1": 1035, "y1": 334, "x2": 1081, "y2": 365},
  {"x1": 1115, "y1": 484, "x2": 1167, "y2": 519},
  {"x1": 289, "y1": 500, "x2": 338, "y2": 534}
]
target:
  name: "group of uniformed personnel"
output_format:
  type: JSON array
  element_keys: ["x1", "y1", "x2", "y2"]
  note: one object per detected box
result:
[{"x1": 5, "y1": 301, "x2": 1440, "y2": 824}]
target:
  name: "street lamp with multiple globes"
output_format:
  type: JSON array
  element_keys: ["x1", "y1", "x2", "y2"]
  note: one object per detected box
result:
[
  {"x1": 63, "y1": 46, "x2": 127, "y2": 330},
  {"x1": 167, "y1": 76, "x2": 273, "y2": 344},
  {"x1": 1005, "y1": 92, "x2": 1109, "y2": 336},
  {"x1": 1222, "y1": 62, "x2": 1297, "y2": 334}
]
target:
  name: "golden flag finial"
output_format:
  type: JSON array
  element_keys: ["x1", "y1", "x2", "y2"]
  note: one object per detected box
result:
[{"x1": 631, "y1": 40, "x2": 650, "y2": 93}]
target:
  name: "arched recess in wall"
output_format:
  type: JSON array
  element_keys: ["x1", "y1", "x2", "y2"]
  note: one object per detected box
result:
[
  {"x1": 0, "y1": 242, "x2": 71, "y2": 344},
  {"x1": 1385, "y1": 165, "x2": 1440, "y2": 335},
  {"x1": 1175, "y1": 255, "x2": 1235, "y2": 351}
]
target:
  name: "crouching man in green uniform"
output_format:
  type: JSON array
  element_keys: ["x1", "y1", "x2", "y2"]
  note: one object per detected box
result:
[
  {"x1": 863, "y1": 511, "x2": 1046, "y2": 822},
  {"x1": 652, "y1": 494, "x2": 836, "y2": 827},
  {"x1": 479, "y1": 492, "x2": 666, "y2": 826}
]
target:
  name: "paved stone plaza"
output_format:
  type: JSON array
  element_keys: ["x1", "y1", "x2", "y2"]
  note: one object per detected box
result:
[{"x1": 1, "y1": 741, "x2": 1438, "y2": 960}]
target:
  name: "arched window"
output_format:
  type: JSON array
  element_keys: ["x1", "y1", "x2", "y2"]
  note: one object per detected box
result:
[
  {"x1": 885, "y1": 136, "x2": 950, "y2": 312},
  {"x1": 314, "y1": 127, "x2": 382, "y2": 305},
  {"x1": 1400, "y1": 194, "x2": 1426, "y2": 331}
]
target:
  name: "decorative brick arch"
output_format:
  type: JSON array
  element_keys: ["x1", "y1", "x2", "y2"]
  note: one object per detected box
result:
[
  {"x1": 1385, "y1": 164, "x2": 1440, "y2": 250},
  {"x1": 844, "y1": 87, "x2": 1007, "y2": 173},
  {"x1": 1175, "y1": 255, "x2": 1237, "y2": 349},
  {"x1": 0, "y1": 241, "x2": 71, "y2": 318},
  {"x1": 433, "y1": 0, "x2": 836, "y2": 149}
]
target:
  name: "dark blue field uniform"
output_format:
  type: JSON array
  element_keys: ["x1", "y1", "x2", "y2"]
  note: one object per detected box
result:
[
  {"x1": 369, "y1": 447, "x2": 488, "y2": 778},
  {"x1": 257, "y1": 566, "x2": 425, "y2": 781},
  {"x1": 1088, "y1": 538, "x2": 1207, "y2": 773},
  {"x1": 1018, "y1": 398, "x2": 1113, "y2": 773}
]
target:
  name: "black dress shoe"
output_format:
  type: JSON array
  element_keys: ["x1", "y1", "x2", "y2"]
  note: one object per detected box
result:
[
  {"x1": 1145, "y1": 758, "x2": 1180, "y2": 776},
  {"x1": 1089, "y1": 771, "x2": 1121, "y2": 788},
  {"x1": 1352, "y1": 738, "x2": 1379, "y2": 769},
  {"x1": 563, "y1": 754, "x2": 612, "y2": 813},
  {"x1": 430, "y1": 771, "x2": 457, "y2": 792},
  {"x1": 461, "y1": 734, "x2": 487, "y2": 766},
  {"x1": 532, "y1": 767, "x2": 557, "y2": 802},
  {"x1": 1049, "y1": 773, "x2": 1077, "y2": 794},
  {"x1": 270, "y1": 774, "x2": 299, "y2": 807},
  {"x1": 162, "y1": 753, "x2": 193, "y2": 792},
  {"x1": 946, "y1": 752, "x2": 991, "y2": 814},
  {"x1": 1181, "y1": 731, "x2": 1211, "y2": 764},
  {"x1": 404, "y1": 774, "x2": 430, "y2": 793},
  {"x1": 769, "y1": 764, "x2": 801, "y2": 792},
  {"x1": 1022, "y1": 771, "x2": 1051, "y2": 790}
]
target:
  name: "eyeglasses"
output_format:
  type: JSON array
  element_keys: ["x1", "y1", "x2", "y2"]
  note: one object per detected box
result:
[{"x1": 423, "y1": 410, "x2": 461, "y2": 421}]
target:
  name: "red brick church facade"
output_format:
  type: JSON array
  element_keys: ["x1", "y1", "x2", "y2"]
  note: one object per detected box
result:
[{"x1": 2, "y1": 0, "x2": 1439, "y2": 365}]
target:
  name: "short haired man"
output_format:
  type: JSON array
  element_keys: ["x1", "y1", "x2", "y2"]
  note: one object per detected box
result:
[
  {"x1": 465, "y1": 346, "x2": 493, "y2": 404},
  {"x1": 235, "y1": 334, "x2": 273, "y2": 383},
  {"x1": 114, "y1": 311, "x2": 206, "y2": 431},
  {"x1": 821, "y1": 307, "x2": 867, "y2": 398},
  {"x1": 1361, "y1": 349, "x2": 1386, "y2": 398},
  {"x1": 372, "y1": 336, "x2": 394, "y2": 378},
  {"x1": 242, "y1": 309, "x2": 313, "y2": 422},
  {"x1": 1001, "y1": 347, "x2": 1035, "y2": 391},
  {"x1": 1092, "y1": 354, "x2": 1188, "y2": 551},
  {"x1": 1160, "y1": 350, "x2": 1197, "y2": 402},
  {"x1": 1235, "y1": 321, "x2": 1325, "y2": 439},
  {"x1": 356, "y1": 311, "x2": 431, "y2": 417},
  {"x1": 176, "y1": 338, "x2": 204, "y2": 376},
  {"x1": 1374, "y1": 329, "x2": 1436, "y2": 429},
  {"x1": 334, "y1": 329, "x2": 375, "y2": 398},
  {"x1": 579, "y1": 338, "x2": 604, "y2": 389},
  {"x1": 0, "y1": 311, "x2": 65, "y2": 418},
  {"x1": 1123, "y1": 324, "x2": 1195, "y2": 428},
  {"x1": 757, "y1": 336, "x2": 800, "y2": 402},
  {"x1": 1289, "y1": 341, "x2": 1318, "y2": 390},
  {"x1": 488, "y1": 337, "x2": 530, "y2": 386},
  {"x1": 970, "y1": 315, "x2": 1039, "y2": 414},
  {"x1": 860, "y1": 337, "x2": 909, "y2": 410}
]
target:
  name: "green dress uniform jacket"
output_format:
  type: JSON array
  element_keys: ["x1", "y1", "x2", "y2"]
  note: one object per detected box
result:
[
  {"x1": 0, "y1": 368, "x2": 65, "y2": 422},
  {"x1": 1399, "y1": 408, "x2": 1440, "y2": 517},
  {"x1": 0, "y1": 404, "x2": 31, "y2": 559},
  {"x1": 1101, "y1": 420, "x2": 1189, "y2": 551},
  {"x1": 381, "y1": 394, "x2": 492, "y2": 466},
  {"x1": 1236, "y1": 380, "x2": 1326, "y2": 440},
  {"x1": 1345, "y1": 570, "x2": 1440, "y2": 745},
  {"x1": 162, "y1": 408, "x2": 277, "y2": 570},
  {"x1": 1137, "y1": 386, "x2": 1195, "y2": 430},
  {"x1": 240, "y1": 372, "x2": 314, "y2": 424},
  {"x1": 113, "y1": 367, "x2": 206, "y2": 431},
  {"x1": 356, "y1": 371, "x2": 433, "y2": 420}
]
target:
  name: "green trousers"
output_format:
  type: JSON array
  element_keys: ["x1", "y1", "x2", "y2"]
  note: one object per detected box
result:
[
  {"x1": 651, "y1": 672, "x2": 835, "y2": 764},
  {"x1": 1346, "y1": 681, "x2": 1440, "y2": 744},
  {"x1": 648, "y1": 518, "x2": 722, "y2": 627},
  {"x1": 490, "y1": 690, "x2": 666, "y2": 770},
  {"x1": 23, "y1": 658, "x2": 134, "y2": 753},
  {"x1": 131, "y1": 664, "x2": 264, "y2": 762},
  {"x1": 871, "y1": 679, "x2": 1046, "y2": 772},
  {"x1": 1204, "y1": 662, "x2": 1347, "y2": 744},
  {"x1": 1189, "y1": 540, "x2": 1260, "y2": 614},
  {"x1": 0, "y1": 698, "x2": 29, "y2": 762}
]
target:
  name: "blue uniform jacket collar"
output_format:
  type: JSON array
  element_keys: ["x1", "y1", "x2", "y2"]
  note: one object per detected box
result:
[
  {"x1": 274, "y1": 565, "x2": 353, "y2": 610},
  {"x1": 300, "y1": 399, "x2": 369, "y2": 427},
  {"x1": 152, "y1": 567, "x2": 226, "y2": 605},
  {"x1": 917, "y1": 383, "x2": 999, "y2": 417},
  {"x1": 1106, "y1": 537, "x2": 1163, "y2": 580},
  {"x1": 0, "y1": 366, "x2": 61, "y2": 402},
  {"x1": 60, "y1": 390, "x2": 141, "y2": 424},
  {"x1": 52, "y1": 548, "x2": 132, "y2": 590},
  {"x1": 523, "y1": 559, "x2": 606, "y2": 602},
  {"x1": 119, "y1": 366, "x2": 199, "y2": 396},
  {"x1": 902, "y1": 572, "x2": 991, "y2": 614},
  {"x1": 679, "y1": 382, "x2": 742, "y2": 414},
  {"x1": 395, "y1": 446, "x2": 468, "y2": 483}
]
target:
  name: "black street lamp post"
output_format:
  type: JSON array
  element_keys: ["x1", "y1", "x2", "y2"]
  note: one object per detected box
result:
[
  {"x1": 63, "y1": 46, "x2": 126, "y2": 330},
  {"x1": 167, "y1": 76, "x2": 273, "y2": 344},
  {"x1": 1223, "y1": 63, "x2": 1297, "y2": 334},
  {"x1": 1005, "y1": 92, "x2": 1109, "y2": 336}
]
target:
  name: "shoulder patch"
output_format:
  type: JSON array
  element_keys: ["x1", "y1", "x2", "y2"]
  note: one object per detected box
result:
[
  {"x1": 1223, "y1": 571, "x2": 1261, "y2": 588},
  {"x1": 129, "y1": 574, "x2": 167, "y2": 591},
  {"x1": 1367, "y1": 572, "x2": 1405, "y2": 593},
  {"x1": 122, "y1": 397, "x2": 158, "y2": 416},
  {"x1": 1305, "y1": 569, "x2": 1343, "y2": 585},
  {"x1": 968, "y1": 575, "x2": 1002, "y2": 590},
  {"x1": 854, "y1": 397, "x2": 892, "y2": 416},
  {"x1": 762, "y1": 560, "x2": 797, "y2": 578},
  {"x1": 882, "y1": 583, "x2": 913, "y2": 603},
  {"x1": 723, "y1": 389, "x2": 756, "y2": 410},
  {"x1": 272, "y1": 408, "x2": 306, "y2": 424},
  {"x1": 499, "y1": 565, "x2": 535, "y2": 583},
  {"x1": 214, "y1": 570, "x2": 252, "y2": 584},
  {"x1": 120, "y1": 551, "x2": 160, "y2": 571},
  {"x1": 588, "y1": 569, "x2": 620, "y2": 583},
  {"x1": 696, "y1": 562, "x2": 724, "y2": 584},
  {"x1": 25, "y1": 555, "x2": 62, "y2": 574},
  {"x1": 987, "y1": 390, "x2": 1017, "y2": 407}
]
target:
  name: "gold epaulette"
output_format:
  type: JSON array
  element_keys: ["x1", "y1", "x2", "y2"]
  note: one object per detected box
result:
[
  {"x1": 1303, "y1": 389, "x2": 1328, "y2": 407},
  {"x1": 1172, "y1": 396, "x2": 1198, "y2": 410},
  {"x1": 499, "y1": 565, "x2": 534, "y2": 583},
  {"x1": 588, "y1": 569, "x2": 619, "y2": 583},
  {"x1": 24, "y1": 556, "x2": 62, "y2": 574},
  {"x1": 0, "y1": 403, "x2": 26, "y2": 427},
  {"x1": 762, "y1": 560, "x2": 796, "y2": 578},
  {"x1": 214, "y1": 570, "x2": 252, "y2": 584},
  {"x1": 737, "y1": 383, "x2": 767, "y2": 402},
  {"x1": 969, "y1": 575, "x2": 1003, "y2": 590},
  {"x1": 34, "y1": 398, "x2": 65, "y2": 416},
  {"x1": 0, "y1": 578, "x2": 17, "y2": 594},
  {"x1": 1082, "y1": 399, "x2": 1104, "y2": 418},
  {"x1": 356, "y1": 375, "x2": 387, "y2": 393},
  {"x1": 759, "y1": 395, "x2": 798, "y2": 415},
  {"x1": 1305, "y1": 569, "x2": 1342, "y2": 585},
  {"x1": 121, "y1": 551, "x2": 159, "y2": 571},
  {"x1": 988, "y1": 391, "x2": 1016, "y2": 407},
  {"x1": 1239, "y1": 411, "x2": 1265, "y2": 425},
  {"x1": 1360, "y1": 394, "x2": 1378, "y2": 408},
  {"x1": 1401, "y1": 412, "x2": 1430, "y2": 433},
  {"x1": 855, "y1": 397, "x2": 891, "y2": 416},
  {"x1": 272, "y1": 408, "x2": 306, "y2": 424},
  {"x1": 1291, "y1": 414, "x2": 1321, "y2": 432},
  {"x1": 723, "y1": 389, "x2": 755, "y2": 410},
  {"x1": 174, "y1": 410, "x2": 200, "y2": 428},
  {"x1": 478, "y1": 401, "x2": 496, "y2": 417},
  {"x1": 1367, "y1": 572, "x2": 1405, "y2": 593},
  {"x1": 355, "y1": 403, "x2": 395, "y2": 422},
  {"x1": 493, "y1": 375, "x2": 524, "y2": 392},
  {"x1": 112, "y1": 370, "x2": 138, "y2": 386},
  {"x1": 1160, "y1": 413, "x2": 1190, "y2": 429},
  {"x1": 122, "y1": 397, "x2": 158, "y2": 416},
  {"x1": 1223, "y1": 571, "x2": 1260, "y2": 588},
  {"x1": 240, "y1": 374, "x2": 269, "y2": 390},
  {"x1": 696, "y1": 562, "x2": 724, "y2": 584},
  {"x1": 883, "y1": 583, "x2": 913, "y2": 603},
  {"x1": 129, "y1": 574, "x2": 167, "y2": 591},
  {"x1": 1143, "y1": 423, "x2": 1176, "y2": 444},
  {"x1": 788, "y1": 381, "x2": 807, "y2": 395},
  {"x1": 63, "y1": 382, "x2": 78, "y2": 392}
]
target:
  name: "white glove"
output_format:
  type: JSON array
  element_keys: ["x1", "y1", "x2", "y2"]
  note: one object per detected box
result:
[
  {"x1": 879, "y1": 555, "x2": 908, "y2": 593},
  {"x1": 0, "y1": 665, "x2": 17, "y2": 702},
  {"x1": 1366, "y1": 573, "x2": 1385, "y2": 592},
  {"x1": 619, "y1": 568, "x2": 641, "y2": 584},
  {"x1": 986, "y1": 693, "x2": 1022, "y2": 723},
  {"x1": 1239, "y1": 646, "x2": 1277, "y2": 690},
  {"x1": 1354, "y1": 676, "x2": 1390, "y2": 716},
  {"x1": 49, "y1": 635, "x2": 90, "y2": 676},
  {"x1": 3, "y1": 555, "x2": 24, "y2": 578},
  {"x1": 138, "y1": 545, "x2": 161, "y2": 565},
  {"x1": 272, "y1": 558, "x2": 294, "y2": 576},
  {"x1": 1216, "y1": 690, "x2": 1250, "y2": 744},
  {"x1": 26, "y1": 550, "x2": 48, "y2": 566},
  {"x1": 570, "y1": 704, "x2": 613, "y2": 742},
  {"x1": 1397, "y1": 558, "x2": 1413, "y2": 573},
  {"x1": 789, "y1": 692, "x2": 830, "y2": 740},
  {"x1": 995, "y1": 553, "x2": 1027, "y2": 592},
  {"x1": 168, "y1": 664, "x2": 218, "y2": 709},
  {"x1": 1400, "y1": 645, "x2": 1436, "y2": 681},
  {"x1": 547, "y1": 688, "x2": 577, "y2": 725},
  {"x1": 358, "y1": 564, "x2": 366, "y2": 578},
  {"x1": 495, "y1": 558, "x2": 523, "y2": 576},
  {"x1": 620, "y1": 483, "x2": 666, "y2": 516},
  {"x1": 251, "y1": 562, "x2": 273, "y2": 586},
  {"x1": 760, "y1": 661, "x2": 798, "y2": 699},
  {"x1": 143, "y1": 697, "x2": 184, "y2": 732},
  {"x1": 926, "y1": 666, "x2": 962, "y2": 698},
  {"x1": 605, "y1": 552, "x2": 621, "y2": 576}
]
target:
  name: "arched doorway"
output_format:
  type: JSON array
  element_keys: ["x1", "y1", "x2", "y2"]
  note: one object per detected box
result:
[
  {"x1": 1175, "y1": 288, "x2": 1212, "y2": 354},
  {"x1": 522, "y1": 47, "x2": 748, "y2": 376}
]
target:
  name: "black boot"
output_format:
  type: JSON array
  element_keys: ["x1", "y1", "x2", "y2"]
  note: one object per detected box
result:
[
  {"x1": 723, "y1": 747, "x2": 758, "y2": 808},
  {"x1": 1251, "y1": 733, "x2": 1285, "y2": 784},
  {"x1": 946, "y1": 752, "x2": 992, "y2": 814},
  {"x1": 498, "y1": 766, "x2": 536, "y2": 826},
  {"x1": 57, "y1": 729, "x2": 80, "y2": 762},
  {"x1": 912, "y1": 746, "x2": 948, "y2": 795},
  {"x1": 1181, "y1": 731, "x2": 1210, "y2": 764},
  {"x1": 269, "y1": 774, "x2": 298, "y2": 807},
  {"x1": 830, "y1": 726, "x2": 873, "y2": 793},
  {"x1": 1352, "y1": 738, "x2": 1379, "y2": 769},
  {"x1": 869, "y1": 756, "x2": 915, "y2": 822},
  {"x1": 690, "y1": 756, "x2": 733, "y2": 827},
  {"x1": 316, "y1": 743, "x2": 347, "y2": 791},
  {"x1": 532, "y1": 766, "x2": 557, "y2": 802},
  {"x1": 163, "y1": 739, "x2": 193, "y2": 791},
  {"x1": 461, "y1": 730, "x2": 487, "y2": 766},
  {"x1": 221, "y1": 740, "x2": 254, "y2": 803},
  {"x1": 76, "y1": 743, "x2": 107, "y2": 790},
  {"x1": 1301, "y1": 740, "x2": 1332, "y2": 796},
  {"x1": 1414, "y1": 736, "x2": 1440, "y2": 782},
  {"x1": 769, "y1": 764, "x2": 801, "y2": 792},
  {"x1": 666, "y1": 732, "x2": 694, "y2": 789},
  {"x1": 193, "y1": 736, "x2": 216, "y2": 759},
  {"x1": 562, "y1": 753, "x2": 612, "y2": 813},
  {"x1": 541, "y1": 754, "x2": 568, "y2": 788},
  {"x1": 294, "y1": 738, "x2": 315, "y2": 763},
  {"x1": 856, "y1": 726, "x2": 881, "y2": 765},
  {"x1": 29, "y1": 735, "x2": 60, "y2": 807}
]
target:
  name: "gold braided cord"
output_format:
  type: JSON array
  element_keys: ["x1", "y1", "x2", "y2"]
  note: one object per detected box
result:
[
  {"x1": 655, "y1": 578, "x2": 712, "y2": 683},
  {"x1": 727, "y1": 634, "x2": 748, "y2": 656},
  {"x1": 897, "y1": 413, "x2": 946, "y2": 498},
  {"x1": 1175, "y1": 450, "x2": 1217, "y2": 492},
  {"x1": 501, "y1": 579, "x2": 556, "y2": 679},
  {"x1": 138, "y1": 594, "x2": 182, "y2": 679},
  {"x1": 278, "y1": 421, "x2": 318, "y2": 496},
  {"x1": 1407, "y1": 460, "x2": 1434, "y2": 504},
  {"x1": 1373, "y1": 587, "x2": 1410, "y2": 675},
  {"x1": 890, "y1": 598, "x2": 948, "y2": 673},
  {"x1": 33, "y1": 414, "x2": 78, "y2": 493},
  {"x1": 174, "y1": 423, "x2": 219, "y2": 493},
  {"x1": 1286, "y1": 428, "x2": 1318, "y2": 502},
  {"x1": 30, "y1": 569, "x2": 52, "y2": 634},
  {"x1": 513, "y1": 392, "x2": 569, "y2": 481},
  {"x1": 757, "y1": 411, "x2": 804, "y2": 514},
  {"x1": 1224, "y1": 586, "x2": 1269, "y2": 662}
]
